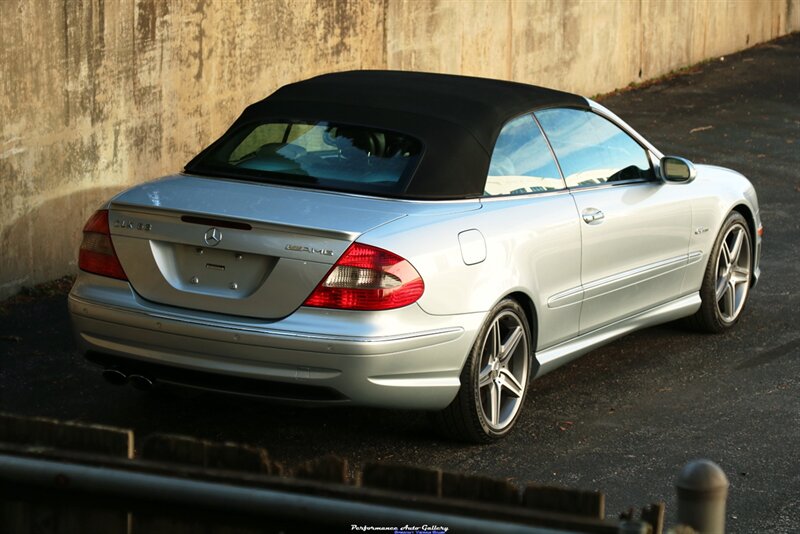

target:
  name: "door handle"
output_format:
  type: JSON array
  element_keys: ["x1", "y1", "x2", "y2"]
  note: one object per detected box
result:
[{"x1": 582, "y1": 208, "x2": 605, "y2": 225}]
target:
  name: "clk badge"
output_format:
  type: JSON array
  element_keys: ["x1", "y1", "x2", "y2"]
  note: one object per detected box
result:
[
  {"x1": 114, "y1": 219, "x2": 152, "y2": 231},
  {"x1": 204, "y1": 227, "x2": 222, "y2": 247}
]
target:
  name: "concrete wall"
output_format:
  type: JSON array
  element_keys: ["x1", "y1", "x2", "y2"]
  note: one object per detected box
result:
[
  {"x1": 1, "y1": 0, "x2": 797, "y2": 299},
  {"x1": 386, "y1": 0, "x2": 799, "y2": 95}
]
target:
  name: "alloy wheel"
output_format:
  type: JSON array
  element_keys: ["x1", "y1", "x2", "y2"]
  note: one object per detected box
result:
[
  {"x1": 714, "y1": 223, "x2": 751, "y2": 323},
  {"x1": 477, "y1": 310, "x2": 529, "y2": 431}
]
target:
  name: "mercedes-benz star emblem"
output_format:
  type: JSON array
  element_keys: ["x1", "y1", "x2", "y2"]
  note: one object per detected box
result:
[{"x1": 204, "y1": 227, "x2": 222, "y2": 247}]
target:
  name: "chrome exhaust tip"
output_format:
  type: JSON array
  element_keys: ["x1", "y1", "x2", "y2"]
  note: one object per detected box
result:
[
  {"x1": 129, "y1": 374, "x2": 155, "y2": 391},
  {"x1": 102, "y1": 368, "x2": 128, "y2": 386}
]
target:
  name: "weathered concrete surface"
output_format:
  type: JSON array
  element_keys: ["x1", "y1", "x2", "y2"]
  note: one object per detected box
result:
[
  {"x1": 1, "y1": 0, "x2": 798, "y2": 298},
  {"x1": 387, "y1": 0, "x2": 799, "y2": 95},
  {"x1": 0, "y1": 0, "x2": 385, "y2": 298}
]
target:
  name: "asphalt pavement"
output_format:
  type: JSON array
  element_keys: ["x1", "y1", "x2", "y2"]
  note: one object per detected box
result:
[{"x1": 1, "y1": 33, "x2": 799, "y2": 533}]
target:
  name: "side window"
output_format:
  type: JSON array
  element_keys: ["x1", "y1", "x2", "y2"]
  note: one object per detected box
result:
[
  {"x1": 484, "y1": 114, "x2": 565, "y2": 197},
  {"x1": 534, "y1": 108, "x2": 655, "y2": 188}
]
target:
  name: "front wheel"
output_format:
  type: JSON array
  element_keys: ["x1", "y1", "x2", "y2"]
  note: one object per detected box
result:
[
  {"x1": 433, "y1": 299, "x2": 532, "y2": 443},
  {"x1": 688, "y1": 211, "x2": 753, "y2": 333}
]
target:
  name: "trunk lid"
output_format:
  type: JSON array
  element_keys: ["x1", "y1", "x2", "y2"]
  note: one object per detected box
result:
[{"x1": 108, "y1": 174, "x2": 407, "y2": 319}]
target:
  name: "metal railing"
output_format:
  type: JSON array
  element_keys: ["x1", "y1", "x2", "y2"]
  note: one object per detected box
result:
[{"x1": 0, "y1": 412, "x2": 730, "y2": 533}]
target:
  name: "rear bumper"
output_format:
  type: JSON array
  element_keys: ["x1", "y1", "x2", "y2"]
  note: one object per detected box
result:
[{"x1": 69, "y1": 273, "x2": 483, "y2": 409}]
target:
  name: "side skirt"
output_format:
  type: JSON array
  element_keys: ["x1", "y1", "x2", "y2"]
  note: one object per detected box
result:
[{"x1": 533, "y1": 293, "x2": 701, "y2": 378}]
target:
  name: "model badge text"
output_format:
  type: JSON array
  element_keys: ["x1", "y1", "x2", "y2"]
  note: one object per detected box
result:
[
  {"x1": 114, "y1": 219, "x2": 152, "y2": 231},
  {"x1": 286, "y1": 244, "x2": 335, "y2": 256}
]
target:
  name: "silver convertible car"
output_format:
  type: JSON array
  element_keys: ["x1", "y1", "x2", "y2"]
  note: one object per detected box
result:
[{"x1": 69, "y1": 71, "x2": 762, "y2": 442}]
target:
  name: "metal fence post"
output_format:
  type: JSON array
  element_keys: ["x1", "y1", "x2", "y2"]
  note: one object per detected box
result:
[{"x1": 676, "y1": 459, "x2": 729, "y2": 533}]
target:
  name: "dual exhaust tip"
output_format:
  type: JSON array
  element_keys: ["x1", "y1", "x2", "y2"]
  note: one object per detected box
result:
[{"x1": 101, "y1": 368, "x2": 154, "y2": 390}]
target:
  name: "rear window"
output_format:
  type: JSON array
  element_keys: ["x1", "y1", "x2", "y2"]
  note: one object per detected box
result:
[{"x1": 187, "y1": 121, "x2": 423, "y2": 196}]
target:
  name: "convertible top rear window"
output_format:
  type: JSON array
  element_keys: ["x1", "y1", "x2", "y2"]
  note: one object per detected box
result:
[{"x1": 187, "y1": 120, "x2": 423, "y2": 196}]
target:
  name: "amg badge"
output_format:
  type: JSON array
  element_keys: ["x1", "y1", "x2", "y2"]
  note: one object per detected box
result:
[{"x1": 285, "y1": 244, "x2": 334, "y2": 256}]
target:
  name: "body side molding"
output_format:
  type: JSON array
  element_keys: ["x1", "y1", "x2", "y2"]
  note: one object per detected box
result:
[{"x1": 534, "y1": 293, "x2": 701, "y2": 378}]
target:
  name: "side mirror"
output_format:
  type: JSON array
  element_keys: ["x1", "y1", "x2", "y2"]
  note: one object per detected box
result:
[{"x1": 660, "y1": 156, "x2": 696, "y2": 183}]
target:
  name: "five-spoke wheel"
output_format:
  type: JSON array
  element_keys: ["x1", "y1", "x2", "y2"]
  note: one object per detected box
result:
[
  {"x1": 690, "y1": 211, "x2": 753, "y2": 332},
  {"x1": 433, "y1": 299, "x2": 532, "y2": 442},
  {"x1": 477, "y1": 309, "x2": 529, "y2": 431},
  {"x1": 714, "y1": 222, "x2": 751, "y2": 323}
]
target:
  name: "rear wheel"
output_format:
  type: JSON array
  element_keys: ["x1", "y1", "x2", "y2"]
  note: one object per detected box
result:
[
  {"x1": 433, "y1": 298, "x2": 532, "y2": 443},
  {"x1": 688, "y1": 211, "x2": 752, "y2": 333}
]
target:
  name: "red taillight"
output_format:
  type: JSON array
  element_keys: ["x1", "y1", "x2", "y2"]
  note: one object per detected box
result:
[
  {"x1": 78, "y1": 210, "x2": 128, "y2": 280},
  {"x1": 303, "y1": 243, "x2": 424, "y2": 311}
]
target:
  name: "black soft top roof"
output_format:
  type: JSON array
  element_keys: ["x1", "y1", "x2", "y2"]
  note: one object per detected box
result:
[{"x1": 187, "y1": 70, "x2": 589, "y2": 199}]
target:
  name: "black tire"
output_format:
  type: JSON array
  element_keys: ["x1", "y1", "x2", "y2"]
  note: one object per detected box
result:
[
  {"x1": 432, "y1": 298, "x2": 533, "y2": 443},
  {"x1": 686, "y1": 211, "x2": 753, "y2": 333}
]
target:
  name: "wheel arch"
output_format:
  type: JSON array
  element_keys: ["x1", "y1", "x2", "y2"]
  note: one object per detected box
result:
[
  {"x1": 730, "y1": 203, "x2": 758, "y2": 286},
  {"x1": 504, "y1": 290, "x2": 541, "y2": 376}
]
